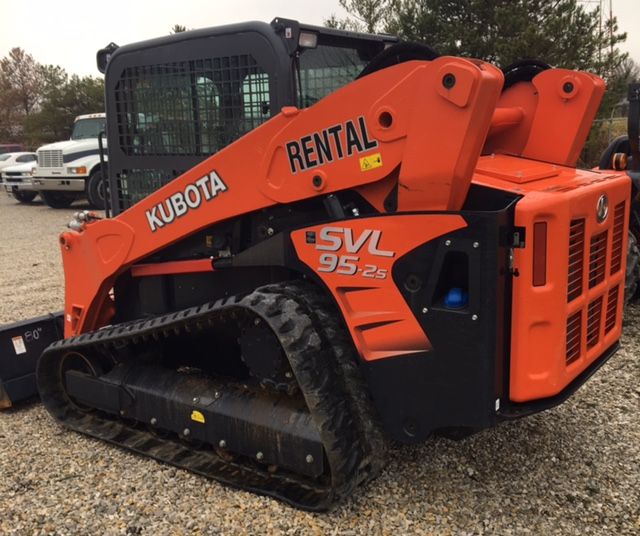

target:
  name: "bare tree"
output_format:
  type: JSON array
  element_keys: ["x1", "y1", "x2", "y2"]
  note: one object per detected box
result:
[{"x1": 0, "y1": 48, "x2": 44, "y2": 116}]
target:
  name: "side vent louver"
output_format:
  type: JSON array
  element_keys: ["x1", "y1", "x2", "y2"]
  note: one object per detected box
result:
[
  {"x1": 610, "y1": 202, "x2": 625, "y2": 275},
  {"x1": 605, "y1": 286, "x2": 619, "y2": 334},
  {"x1": 586, "y1": 297, "x2": 603, "y2": 350},
  {"x1": 588, "y1": 231, "x2": 607, "y2": 288},
  {"x1": 566, "y1": 311, "x2": 582, "y2": 365},
  {"x1": 567, "y1": 219, "x2": 585, "y2": 302}
]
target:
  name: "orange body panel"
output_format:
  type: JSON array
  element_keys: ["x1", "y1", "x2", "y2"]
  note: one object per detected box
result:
[
  {"x1": 484, "y1": 69, "x2": 605, "y2": 166},
  {"x1": 291, "y1": 215, "x2": 467, "y2": 361},
  {"x1": 59, "y1": 58, "x2": 503, "y2": 337},
  {"x1": 474, "y1": 155, "x2": 629, "y2": 401}
]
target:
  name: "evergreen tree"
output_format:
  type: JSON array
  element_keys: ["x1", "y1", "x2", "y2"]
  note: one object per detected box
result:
[
  {"x1": 328, "y1": 0, "x2": 627, "y2": 74},
  {"x1": 325, "y1": 0, "x2": 390, "y2": 33},
  {"x1": 326, "y1": 0, "x2": 633, "y2": 165}
]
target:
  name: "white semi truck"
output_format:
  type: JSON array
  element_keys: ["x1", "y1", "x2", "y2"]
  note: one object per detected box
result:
[{"x1": 32, "y1": 113, "x2": 108, "y2": 209}]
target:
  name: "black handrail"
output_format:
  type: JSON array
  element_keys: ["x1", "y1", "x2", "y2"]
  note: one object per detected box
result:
[{"x1": 97, "y1": 130, "x2": 110, "y2": 218}]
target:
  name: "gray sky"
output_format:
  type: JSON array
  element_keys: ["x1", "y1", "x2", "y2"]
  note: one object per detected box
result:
[{"x1": 1, "y1": 0, "x2": 639, "y2": 77}]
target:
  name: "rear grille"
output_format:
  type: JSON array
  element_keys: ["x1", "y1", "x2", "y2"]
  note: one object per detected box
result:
[
  {"x1": 564, "y1": 202, "x2": 624, "y2": 367},
  {"x1": 586, "y1": 297, "x2": 602, "y2": 349},
  {"x1": 588, "y1": 231, "x2": 607, "y2": 288},
  {"x1": 567, "y1": 219, "x2": 585, "y2": 301},
  {"x1": 610, "y1": 202, "x2": 625, "y2": 275},
  {"x1": 605, "y1": 286, "x2": 619, "y2": 334},
  {"x1": 37, "y1": 150, "x2": 63, "y2": 168},
  {"x1": 566, "y1": 311, "x2": 582, "y2": 365}
]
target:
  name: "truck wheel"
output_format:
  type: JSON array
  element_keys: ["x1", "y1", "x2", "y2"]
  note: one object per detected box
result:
[
  {"x1": 625, "y1": 231, "x2": 640, "y2": 304},
  {"x1": 41, "y1": 191, "x2": 75, "y2": 209},
  {"x1": 86, "y1": 170, "x2": 107, "y2": 210},
  {"x1": 12, "y1": 191, "x2": 37, "y2": 203}
]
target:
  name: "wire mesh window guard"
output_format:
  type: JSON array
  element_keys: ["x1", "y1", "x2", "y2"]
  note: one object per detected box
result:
[
  {"x1": 298, "y1": 45, "x2": 368, "y2": 107},
  {"x1": 115, "y1": 55, "x2": 270, "y2": 157},
  {"x1": 113, "y1": 54, "x2": 270, "y2": 209}
]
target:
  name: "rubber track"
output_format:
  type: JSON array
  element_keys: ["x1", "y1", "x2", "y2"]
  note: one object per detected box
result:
[{"x1": 36, "y1": 282, "x2": 384, "y2": 510}]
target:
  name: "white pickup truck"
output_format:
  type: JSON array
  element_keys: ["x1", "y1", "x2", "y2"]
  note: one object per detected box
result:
[
  {"x1": 32, "y1": 113, "x2": 108, "y2": 209},
  {"x1": 1, "y1": 160, "x2": 39, "y2": 203}
]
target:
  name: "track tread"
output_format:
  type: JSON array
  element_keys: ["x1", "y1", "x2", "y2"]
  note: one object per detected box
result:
[{"x1": 36, "y1": 282, "x2": 385, "y2": 510}]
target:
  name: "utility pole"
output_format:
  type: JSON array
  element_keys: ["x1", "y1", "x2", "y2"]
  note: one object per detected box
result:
[
  {"x1": 599, "y1": 0, "x2": 603, "y2": 65},
  {"x1": 609, "y1": 0, "x2": 614, "y2": 58}
]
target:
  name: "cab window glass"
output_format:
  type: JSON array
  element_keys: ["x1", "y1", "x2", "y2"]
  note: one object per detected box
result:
[
  {"x1": 72, "y1": 118, "x2": 106, "y2": 140},
  {"x1": 298, "y1": 43, "x2": 378, "y2": 107},
  {"x1": 116, "y1": 55, "x2": 270, "y2": 157}
]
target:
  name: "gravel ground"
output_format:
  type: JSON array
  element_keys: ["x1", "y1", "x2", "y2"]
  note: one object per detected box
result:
[{"x1": 0, "y1": 193, "x2": 638, "y2": 535}]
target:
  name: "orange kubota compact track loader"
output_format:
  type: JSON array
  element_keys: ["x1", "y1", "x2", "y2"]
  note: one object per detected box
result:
[{"x1": 0, "y1": 19, "x2": 632, "y2": 509}]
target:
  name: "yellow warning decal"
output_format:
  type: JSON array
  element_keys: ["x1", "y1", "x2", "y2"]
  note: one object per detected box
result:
[
  {"x1": 191, "y1": 410, "x2": 205, "y2": 423},
  {"x1": 359, "y1": 153, "x2": 383, "y2": 172}
]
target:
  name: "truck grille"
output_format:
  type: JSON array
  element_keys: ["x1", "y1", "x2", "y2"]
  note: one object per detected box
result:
[
  {"x1": 37, "y1": 150, "x2": 63, "y2": 168},
  {"x1": 564, "y1": 201, "x2": 625, "y2": 366}
]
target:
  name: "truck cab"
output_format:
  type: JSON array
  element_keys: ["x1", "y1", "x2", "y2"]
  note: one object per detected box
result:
[{"x1": 32, "y1": 113, "x2": 108, "y2": 209}]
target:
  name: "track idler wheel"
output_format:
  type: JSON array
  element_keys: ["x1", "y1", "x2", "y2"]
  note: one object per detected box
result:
[{"x1": 58, "y1": 350, "x2": 107, "y2": 411}]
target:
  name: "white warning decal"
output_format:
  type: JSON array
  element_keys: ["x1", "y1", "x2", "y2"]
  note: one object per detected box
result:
[{"x1": 12, "y1": 336, "x2": 26, "y2": 355}]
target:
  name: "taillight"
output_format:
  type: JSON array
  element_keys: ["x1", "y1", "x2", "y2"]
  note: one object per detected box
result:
[{"x1": 532, "y1": 222, "x2": 547, "y2": 286}]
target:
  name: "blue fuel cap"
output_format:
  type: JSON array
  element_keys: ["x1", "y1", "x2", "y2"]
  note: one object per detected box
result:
[{"x1": 443, "y1": 287, "x2": 468, "y2": 309}]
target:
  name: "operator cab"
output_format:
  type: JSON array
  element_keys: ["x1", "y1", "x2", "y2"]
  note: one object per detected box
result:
[{"x1": 97, "y1": 18, "x2": 397, "y2": 213}]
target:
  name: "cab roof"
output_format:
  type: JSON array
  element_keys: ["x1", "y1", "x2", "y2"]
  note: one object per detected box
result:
[
  {"x1": 97, "y1": 17, "x2": 398, "y2": 74},
  {"x1": 75, "y1": 113, "x2": 106, "y2": 121}
]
